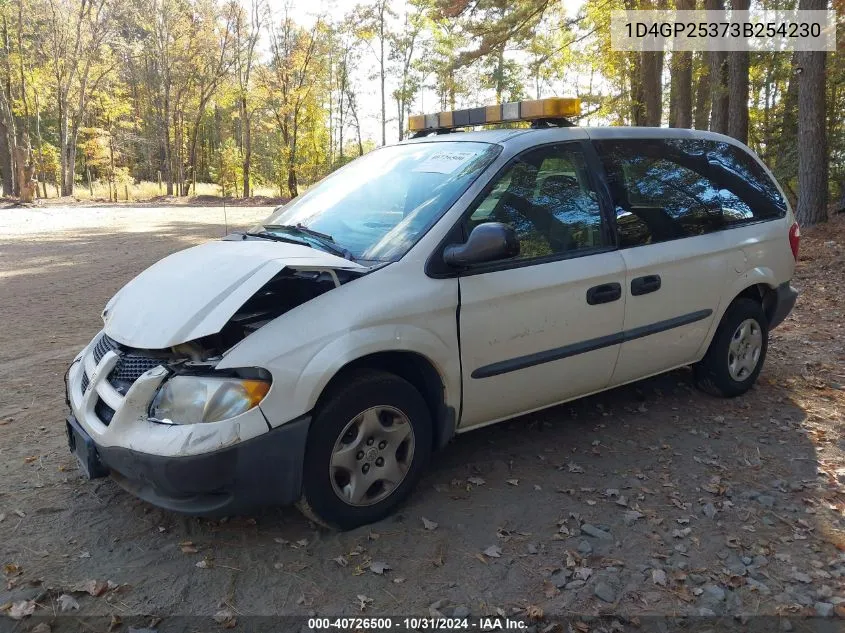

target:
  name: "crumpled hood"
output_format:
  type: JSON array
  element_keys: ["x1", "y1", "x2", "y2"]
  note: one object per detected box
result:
[{"x1": 103, "y1": 239, "x2": 364, "y2": 349}]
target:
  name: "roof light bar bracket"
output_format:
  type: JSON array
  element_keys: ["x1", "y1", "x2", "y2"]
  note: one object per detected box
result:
[
  {"x1": 410, "y1": 128, "x2": 454, "y2": 139},
  {"x1": 530, "y1": 118, "x2": 576, "y2": 129}
]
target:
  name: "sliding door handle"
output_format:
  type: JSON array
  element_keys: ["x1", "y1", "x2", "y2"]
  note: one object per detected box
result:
[
  {"x1": 631, "y1": 274, "x2": 662, "y2": 296},
  {"x1": 586, "y1": 282, "x2": 622, "y2": 305}
]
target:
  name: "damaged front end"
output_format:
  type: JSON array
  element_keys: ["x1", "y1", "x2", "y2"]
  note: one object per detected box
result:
[
  {"x1": 185, "y1": 266, "x2": 361, "y2": 359},
  {"x1": 75, "y1": 263, "x2": 363, "y2": 429},
  {"x1": 65, "y1": 258, "x2": 360, "y2": 514}
]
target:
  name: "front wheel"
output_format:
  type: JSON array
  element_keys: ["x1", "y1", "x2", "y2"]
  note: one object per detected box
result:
[
  {"x1": 694, "y1": 298, "x2": 769, "y2": 398},
  {"x1": 297, "y1": 369, "x2": 432, "y2": 530}
]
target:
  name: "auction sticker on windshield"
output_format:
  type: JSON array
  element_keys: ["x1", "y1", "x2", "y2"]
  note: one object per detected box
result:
[{"x1": 413, "y1": 150, "x2": 479, "y2": 174}]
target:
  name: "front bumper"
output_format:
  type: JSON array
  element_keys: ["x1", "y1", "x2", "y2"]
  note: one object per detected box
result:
[
  {"x1": 67, "y1": 410, "x2": 310, "y2": 515},
  {"x1": 767, "y1": 281, "x2": 798, "y2": 330},
  {"x1": 65, "y1": 331, "x2": 311, "y2": 515}
]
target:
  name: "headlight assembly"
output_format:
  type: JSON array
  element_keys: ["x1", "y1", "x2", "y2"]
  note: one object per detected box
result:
[{"x1": 150, "y1": 375, "x2": 270, "y2": 425}]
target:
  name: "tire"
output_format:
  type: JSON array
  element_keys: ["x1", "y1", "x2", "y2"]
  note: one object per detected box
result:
[
  {"x1": 297, "y1": 369, "x2": 432, "y2": 530},
  {"x1": 694, "y1": 298, "x2": 768, "y2": 398}
]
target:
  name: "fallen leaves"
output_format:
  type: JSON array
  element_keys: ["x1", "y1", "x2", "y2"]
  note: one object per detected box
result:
[
  {"x1": 179, "y1": 541, "x2": 199, "y2": 554},
  {"x1": 70, "y1": 579, "x2": 110, "y2": 597},
  {"x1": 467, "y1": 477, "x2": 486, "y2": 486},
  {"x1": 524, "y1": 604, "x2": 543, "y2": 621},
  {"x1": 213, "y1": 609, "x2": 237, "y2": 629},
  {"x1": 8, "y1": 600, "x2": 36, "y2": 619},
  {"x1": 652, "y1": 569, "x2": 667, "y2": 586},
  {"x1": 483, "y1": 545, "x2": 502, "y2": 558},
  {"x1": 368, "y1": 561, "x2": 391, "y2": 575},
  {"x1": 356, "y1": 594, "x2": 373, "y2": 611},
  {"x1": 422, "y1": 517, "x2": 438, "y2": 530},
  {"x1": 57, "y1": 594, "x2": 80, "y2": 612}
]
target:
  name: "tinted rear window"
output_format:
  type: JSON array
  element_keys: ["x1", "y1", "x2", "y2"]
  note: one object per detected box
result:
[{"x1": 596, "y1": 139, "x2": 787, "y2": 248}]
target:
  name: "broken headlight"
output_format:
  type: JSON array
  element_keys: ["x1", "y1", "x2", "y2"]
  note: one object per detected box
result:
[{"x1": 150, "y1": 375, "x2": 270, "y2": 425}]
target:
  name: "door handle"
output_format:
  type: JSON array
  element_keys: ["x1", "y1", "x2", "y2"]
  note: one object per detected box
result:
[
  {"x1": 631, "y1": 274, "x2": 662, "y2": 296},
  {"x1": 586, "y1": 282, "x2": 622, "y2": 305}
]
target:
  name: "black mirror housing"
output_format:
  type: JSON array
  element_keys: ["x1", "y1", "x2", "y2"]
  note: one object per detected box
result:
[{"x1": 443, "y1": 222, "x2": 520, "y2": 267}]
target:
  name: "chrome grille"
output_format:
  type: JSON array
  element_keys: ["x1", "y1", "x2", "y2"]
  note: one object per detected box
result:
[
  {"x1": 80, "y1": 333, "x2": 164, "y2": 426},
  {"x1": 93, "y1": 333, "x2": 120, "y2": 363},
  {"x1": 111, "y1": 355, "x2": 162, "y2": 384}
]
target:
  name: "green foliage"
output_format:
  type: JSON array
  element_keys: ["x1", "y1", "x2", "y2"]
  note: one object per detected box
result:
[
  {"x1": 0, "y1": 0, "x2": 840, "y2": 212},
  {"x1": 211, "y1": 138, "x2": 244, "y2": 196},
  {"x1": 32, "y1": 143, "x2": 60, "y2": 183}
]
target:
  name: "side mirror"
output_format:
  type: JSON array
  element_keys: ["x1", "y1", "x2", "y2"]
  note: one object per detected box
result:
[{"x1": 443, "y1": 222, "x2": 520, "y2": 267}]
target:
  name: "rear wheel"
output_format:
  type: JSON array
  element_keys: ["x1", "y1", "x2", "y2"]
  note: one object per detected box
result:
[
  {"x1": 694, "y1": 298, "x2": 768, "y2": 398},
  {"x1": 297, "y1": 370, "x2": 431, "y2": 530}
]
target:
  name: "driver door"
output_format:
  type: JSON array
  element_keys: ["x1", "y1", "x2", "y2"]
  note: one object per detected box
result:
[{"x1": 456, "y1": 141, "x2": 627, "y2": 428}]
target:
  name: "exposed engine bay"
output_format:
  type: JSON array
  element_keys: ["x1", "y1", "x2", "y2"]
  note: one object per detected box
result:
[{"x1": 108, "y1": 266, "x2": 362, "y2": 372}]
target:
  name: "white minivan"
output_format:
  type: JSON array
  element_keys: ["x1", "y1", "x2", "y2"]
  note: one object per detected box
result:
[{"x1": 65, "y1": 99, "x2": 799, "y2": 529}]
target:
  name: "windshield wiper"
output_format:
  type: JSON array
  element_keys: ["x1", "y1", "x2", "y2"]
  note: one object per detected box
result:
[
  {"x1": 239, "y1": 231, "x2": 312, "y2": 248},
  {"x1": 263, "y1": 224, "x2": 354, "y2": 260}
]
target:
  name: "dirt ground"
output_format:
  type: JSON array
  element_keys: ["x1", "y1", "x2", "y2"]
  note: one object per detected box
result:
[{"x1": 1, "y1": 205, "x2": 844, "y2": 630}]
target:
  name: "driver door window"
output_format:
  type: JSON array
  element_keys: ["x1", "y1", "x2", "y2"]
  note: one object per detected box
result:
[{"x1": 466, "y1": 144, "x2": 606, "y2": 261}]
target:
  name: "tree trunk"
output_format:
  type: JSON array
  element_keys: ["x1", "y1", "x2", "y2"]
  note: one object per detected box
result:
[
  {"x1": 640, "y1": 49, "x2": 663, "y2": 126},
  {"x1": 287, "y1": 150, "x2": 298, "y2": 198},
  {"x1": 669, "y1": 50, "x2": 693, "y2": 127},
  {"x1": 727, "y1": 50, "x2": 749, "y2": 142},
  {"x1": 164, "y1": 88, "x2": 173, "y2": 196},
  {"x1": 0, "y1": 116, "x2": 13, "y2": 196},
  {"x1": 708, "y1": 49, "x2": 729, "y2": 133},
  {"x1": 705, "y1": 0, "x2": 728, "y2": 133},
  {"x1": 726, "y1": 0, "x2": 750, "y2": 142},
  {"x1": 629, "y1": 52, "x2": 644, "y2": 125},
  {"x1": 57, "y1": 98, "x2": 71, "y2": 196},
  {"x1": 775, "y1": 52, "x2": 800, "y2": 183},
  {"x1": 624, "y1": 0, "x2": 644, "y2": 126},
  {"x1": 668, "y1": 0, "x2": 694, "y2": 128},
  {"x1": 693, "y1": 52, "x2": 711, "y2": 129},
  {"x1": 64, "y1": 140, "x2": 77, "y2": 196},
  {"x1": 795, "y1": 0, "x2": 828, "y2": 226},
  {"x1": 242, "y1": 97, "x2": 251, "y2": 198}
]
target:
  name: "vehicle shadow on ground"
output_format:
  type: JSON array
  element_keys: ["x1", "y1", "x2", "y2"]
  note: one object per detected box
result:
[{"x1": 1, "y1": 221, "x2": 836, "y2": 618}]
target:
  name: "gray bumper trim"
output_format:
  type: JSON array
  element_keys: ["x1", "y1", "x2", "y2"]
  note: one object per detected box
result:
[
  {"x1": 767, "y1": 281, "x2": 798, "y2": 330},
  {"x1": 71, "y1": 413, "x2": 311, "y2": 516}
]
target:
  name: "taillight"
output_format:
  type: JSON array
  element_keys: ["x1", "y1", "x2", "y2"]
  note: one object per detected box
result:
[{"x1": 788, "y1": 221, "x2": 800, "y2": 261}]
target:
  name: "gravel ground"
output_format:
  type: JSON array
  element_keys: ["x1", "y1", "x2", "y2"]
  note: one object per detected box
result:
[{"x1": 1, "y1": 205, "x2": 844, "y2": 631}]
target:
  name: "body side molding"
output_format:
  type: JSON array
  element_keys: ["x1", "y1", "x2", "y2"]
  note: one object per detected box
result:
[{"x1": 471, "y1": 309, "x2": 713, "y2": 379}]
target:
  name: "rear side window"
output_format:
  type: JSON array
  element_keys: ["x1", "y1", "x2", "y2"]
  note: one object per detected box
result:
[{"x1": 596, "y1": 139, "x2": 787, "y2": 248}]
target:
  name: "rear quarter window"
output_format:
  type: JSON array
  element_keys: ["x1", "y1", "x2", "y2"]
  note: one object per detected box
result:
[{"x1": 596, "y1": 138, "x2": 787, "y2": 248}]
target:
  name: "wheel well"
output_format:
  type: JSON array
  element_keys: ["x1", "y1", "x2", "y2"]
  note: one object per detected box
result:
[
  {"x1": 319, "y1": 352, "x2": 454, "y2": 450},
  {"x1": 734, "y1": 283, "x2": 777, "y2": 324}
]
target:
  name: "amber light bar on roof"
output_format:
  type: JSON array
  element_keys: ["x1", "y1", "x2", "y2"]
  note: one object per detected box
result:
[{"x1": 408, "y1": 97, "x2": 581, "y2": 133}]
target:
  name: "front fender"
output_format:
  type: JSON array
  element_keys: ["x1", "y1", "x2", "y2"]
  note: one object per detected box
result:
[
  {"x1": 240, "y1": 325, "x2": 459, "y2": 428},
  {"x1": 298, "y1": 325, "x2": 458, "y2": 415},
  {"x1": 216, "y1": 262, "x2": 460, "y2": 428}
]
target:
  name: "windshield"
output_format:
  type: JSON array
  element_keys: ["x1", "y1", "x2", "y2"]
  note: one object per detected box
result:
[{"x1": 257, "y1": 141, "x2": 501, "y2": 263}]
